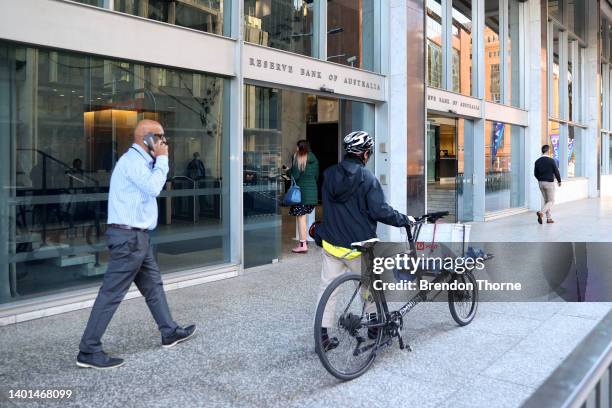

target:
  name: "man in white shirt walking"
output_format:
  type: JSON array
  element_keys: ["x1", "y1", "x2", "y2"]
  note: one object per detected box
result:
[{"x1": 77, "y1": 120, "x2": 196, "y2": 370}]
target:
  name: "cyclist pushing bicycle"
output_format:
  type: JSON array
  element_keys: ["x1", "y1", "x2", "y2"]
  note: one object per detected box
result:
[
  {"x1": 314, "y1": 131, "x2": 413, "y2": 353},
  {"x1": 313, "y1": 131, "x2": 485, "y2": 380}
]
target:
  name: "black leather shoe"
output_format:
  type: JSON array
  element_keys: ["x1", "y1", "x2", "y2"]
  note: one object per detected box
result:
[
  {"x1": 76, "y1": 351, "x2": 124, "y2": 370},
  {"x1": 321, "y1": 335, "x2": 339, "y2": 352},
  {"x1": 162, "y1": 324, "x2": 197, "y2": 348}
]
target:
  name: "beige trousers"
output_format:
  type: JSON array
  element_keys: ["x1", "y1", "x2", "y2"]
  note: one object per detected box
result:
[
  {"x1": 538, "y1": 181, "x2": 556, "y2": 219},
  {"x1": 317, "y1": 250, "x2": 375, "y2": 328}
]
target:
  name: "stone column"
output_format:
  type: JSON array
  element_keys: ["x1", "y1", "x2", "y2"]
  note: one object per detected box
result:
[
  {"x1": 526, "y1": 0, "x2": 547, "y2": 210},
  {"x1": 584, "y1": 0, "x2": 601, "y2": 197},
  {"x1": 377, "y1": 0, "x2": 419, "y2": 241}
]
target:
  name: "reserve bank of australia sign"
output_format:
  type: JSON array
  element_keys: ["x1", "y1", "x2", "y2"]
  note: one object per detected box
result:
[{"x1": 243, "y1": 43, "x2": 385, "y2": 101}]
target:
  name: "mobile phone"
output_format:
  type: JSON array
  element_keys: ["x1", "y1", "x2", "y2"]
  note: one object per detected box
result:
[{"x1": 144, "y1": 133, "x2": 156, "y2": 151}]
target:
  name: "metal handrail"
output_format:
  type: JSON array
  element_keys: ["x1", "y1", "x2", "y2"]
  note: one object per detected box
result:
[
  {"x1": 522, "y1": 310, "x2": 612, "y2": 408},
  {"x1": 16, "y1": 148, "x2": 101, "y2": 246}
]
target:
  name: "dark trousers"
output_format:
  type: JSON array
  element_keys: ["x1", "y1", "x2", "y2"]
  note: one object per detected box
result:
[{"x1": 79, "y1": 228, "x2": 177, "y2": 354}]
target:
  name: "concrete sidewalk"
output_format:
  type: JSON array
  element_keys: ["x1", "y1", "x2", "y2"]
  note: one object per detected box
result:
[
  {"x1": 470, "y1": 197, "x2": 612, "y2": 242},
  {"x1": 1, "y1": 252, "x2": 610, "y2": 408}
]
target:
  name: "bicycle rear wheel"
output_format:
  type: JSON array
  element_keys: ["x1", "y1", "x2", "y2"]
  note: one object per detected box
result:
[
  {"x1": 314, "y1": 273, "x2": 384, "y2": 381},
  {"x1": 448, "y1": 271, "x2": 478, "y2": 326}
]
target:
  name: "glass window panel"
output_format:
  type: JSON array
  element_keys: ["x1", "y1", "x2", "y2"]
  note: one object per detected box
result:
[
  {"x1": 568, "y1": 126, "x2": 581, "y2": 177},
  {"x1": 0, "y1": 41, "x2": 230, "y2": 304},
  {"x1": 327, "y1": 0, "x2": 377, "y2": 70},
  {"x1": 548, "y1": 120, "x2": 561, "y2": 166},
  {"x1": 567, "y1": 0, "x2": 586, "y2": 41},
  {"x1": 485, "y1": 122, "x2": 525, "y2": 212},
  {"x1": 457, "y1": 118, "x2": 474, "y2": 222},
  {"x1": 485, "y1": 0, "x2": 501, "y2": 103},
  {"x1": 426, "y1": 0, "x2": 443, "y2": 89},
  {"x1": 551, "y1": 26, "x2": 560, "y2": 118},
  {"x1": 609, "y1": 135, "x2": 612, "y2": 171},
  {"x1": 568, "y1": 41, "x2": 573, "y2": 121},
  {"x1": 114, "y1": 0, "x2": 228, "y2": 36},
  {"x1": 508, "y1": 0, "x2": 521, "y2": 107},
  {"x1": 73, "y1": 0, "x2": 105, "y2": 6},
  {"x1": 244, "y1": 0, "x2": 314, "y2": 57},
  {"x1": 452, "y1": 0, "x2": 472, "y2": 95},
  {"x1": 548, "y1": 0, "x2": 562, "y2": 22}
]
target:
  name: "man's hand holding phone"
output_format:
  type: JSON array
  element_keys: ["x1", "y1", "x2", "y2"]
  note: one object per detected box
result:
[{"x1": 153, "y1": 137, "x2": 169, "y2": 157}]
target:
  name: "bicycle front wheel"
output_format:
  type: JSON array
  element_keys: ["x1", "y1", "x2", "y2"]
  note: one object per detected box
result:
[
  {"x1": 314, "y1": 273, "x2": 384, "y2": 381},
  {"x1": 448, "y1": 271, "x2": 478, "y2": 326}
]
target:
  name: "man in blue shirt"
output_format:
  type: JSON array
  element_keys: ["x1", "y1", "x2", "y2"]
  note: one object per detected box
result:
[{"x1": 77, "y1": 120, "x2": 196, "y2": 370}]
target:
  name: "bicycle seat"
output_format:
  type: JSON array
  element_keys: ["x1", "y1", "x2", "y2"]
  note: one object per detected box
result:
[{"x1": 350, "y1": 238, "x2": 380, "y2": 251}]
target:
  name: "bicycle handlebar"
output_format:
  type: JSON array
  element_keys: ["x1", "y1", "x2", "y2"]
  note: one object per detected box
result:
[{"x1": 407, "y1": 211, "x2": 450, "y2": 225}]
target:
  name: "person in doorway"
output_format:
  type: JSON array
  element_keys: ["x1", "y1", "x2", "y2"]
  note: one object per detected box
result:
[
  {"x1": 287, "y1": 139, "x2": 319, "y2": 253},
  {"x1": 187, "y1": 152, "x2": 206, "y2": 180},
  {"x1": 315, "y1": 131, "x2": 411, "y2": 350},
  {"x1": 534, "y1": 144, "x2": 561, "y2": 224},
  {"x1": 77, "y1": 119, "x2": 196, "y2": 370}
]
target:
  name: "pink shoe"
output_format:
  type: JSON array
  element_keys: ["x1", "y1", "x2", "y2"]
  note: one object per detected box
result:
[{"x1": 292, "y1": 241, "x2": 308, "y2": 253}]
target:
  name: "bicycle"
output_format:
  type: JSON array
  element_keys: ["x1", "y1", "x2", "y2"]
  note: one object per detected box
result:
[{"x1": 314, "y1": 211, "x2": 491, "y2": 380}]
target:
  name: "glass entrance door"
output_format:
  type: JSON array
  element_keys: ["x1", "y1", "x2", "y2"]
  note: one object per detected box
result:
[{"x1": 426, "y1": 115, "x2": 459, "y2": 222}]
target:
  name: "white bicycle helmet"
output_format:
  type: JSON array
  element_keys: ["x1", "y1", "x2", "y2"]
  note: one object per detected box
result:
[{"x1": 343, "y1": 131, "x2": 374, "y2": 155}]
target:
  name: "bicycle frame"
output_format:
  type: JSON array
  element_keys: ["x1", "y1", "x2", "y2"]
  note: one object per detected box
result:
[{"x1": 359, "y1": 222, "x2": 460, "y2": 329}]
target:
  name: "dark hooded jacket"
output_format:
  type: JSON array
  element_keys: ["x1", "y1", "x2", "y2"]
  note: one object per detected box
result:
[{"x1": 317, "y1": 156, "x2": 408, "y2": 249}]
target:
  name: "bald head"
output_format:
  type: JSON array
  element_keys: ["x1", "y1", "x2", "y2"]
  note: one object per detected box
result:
[{"x1": 134, "y1": 119, "x2": 163, "y2": 145}]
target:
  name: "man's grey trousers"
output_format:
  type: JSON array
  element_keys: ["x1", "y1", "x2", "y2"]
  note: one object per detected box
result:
[{"x1": 79, "y1": 227, "x2": 177, "y2": 354}]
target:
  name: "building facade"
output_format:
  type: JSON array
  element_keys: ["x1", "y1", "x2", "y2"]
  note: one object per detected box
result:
[{"x1": 0, "y1": 0, "x2": 609, "y2": 322}]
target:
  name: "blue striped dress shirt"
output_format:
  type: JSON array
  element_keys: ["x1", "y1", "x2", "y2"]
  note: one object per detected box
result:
[{"x1": 107, "y1": 144, "x2": 169, "y2": 230}]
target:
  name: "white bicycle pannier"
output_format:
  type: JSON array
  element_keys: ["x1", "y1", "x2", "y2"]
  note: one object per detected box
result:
[{"x1": 415, "y1": 223, "x2": 471, "y2": 257}]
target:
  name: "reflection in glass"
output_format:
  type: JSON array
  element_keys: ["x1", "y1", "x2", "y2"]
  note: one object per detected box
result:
[
  {"x1": 244, "y1": 0, "x2": 313, "y2": 57},
  {"x1": 508, "y1": 0, "x2": 520, "y2": 107},
  {"x1": 0, "y1": 41, "x2": 230, "y2": 304},
  {"x1": 452, "y1": 0, "x2": 472, "y2": 95},
  {"x1": 426, "y1": 0, "x2": 443, "y2": 88},
  {"x1": 548, "y1": 0, "x2": 562, "y2": 22},
  {"x1": 567, "y1": 0, "x2": 586, "y2": 40},
  {"x1": 426, "y1": 115, "x2": 458, "y2": 222},
  {"x1": 457, "y1": 119, "x2": 474, "y2": 221},
  {"x1": 74, "y1": 0, "x2": 104, "y2": 6},
  {"x1": 485, "y1": 122, "x2": 525, "y2": 212},
  {"x1": 485, "y1": 0, "x2": 500, "y2": 103},
  {"x1": 551, "y1": 26, "x2": 560, "y2": 118},
  {"x1": 568, "y1": 41, "x2": 573, "y2": 121},
  {"x1": 327, "y1": 0, "x2": 376, "y2": 70},
  {"x1": 609, "y1": 135, "x2": 612, "y2": 171},
  {"x1": 548, "y1": 120, "x2": 561, "y2": 163},
  {"x1": 425, "y1": 115, "x2": 473, "y2": 222},
  {"x1": 568, "y1": 127, "x2": 581, "y2": 177},
  {"x1": 113, "y1": 0, "x2": 227, "y2": 35}
]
